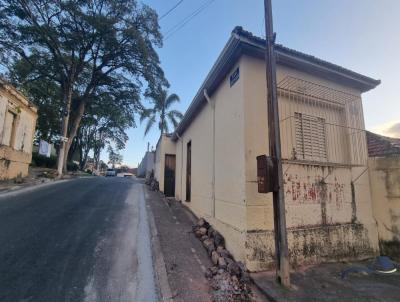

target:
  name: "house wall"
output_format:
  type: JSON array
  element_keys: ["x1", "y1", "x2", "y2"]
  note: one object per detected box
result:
[
  {"x1": 0, "y1": 84, "x2": 37, "y2": 180},
  {"x1": 173, "y1": 53, "x2": 378, "y2": 272},
  {"x1": 145, "y1": 152, "x2": 155, "y2": 179},
  {"x1": 154, "y1": 135, "x2": 176, "y2": 193},
  {"x1": 137, "y1": 157, "x2": 144, "y2": 177},
  {"x1": 137, "y1": 151, "x2": 154, "y2": 178},
  {"x1": 241, "y1": 55, "x2": 378, "y2": 271},
  {"x1": 154, "y1": 140, "x2": 161, "y2": 181},
  {"x1": 369, "y1": 156, "x2": 400, "y2": 259},
  {"x1": 175, "y1": 58, "x2": 248, "y2": 262}
]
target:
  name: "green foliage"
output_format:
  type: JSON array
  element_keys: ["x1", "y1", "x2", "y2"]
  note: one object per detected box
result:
[
  {"x1": 0, "y1": 0, "x2": 168, "y2": 171},
  {"x1": 67, "y1": 161, "x2": 79, "y2": 172},
  {"x1": 118, "y1": 165, "x2": 130, "y2": 173},
  {"x1": 141, "y1": 88, "x2": 183, "y2": 136},
  {"x1": 9, "y1": 60, "x2": 62, "y2": 143},
  {"x1": 32, "y1": 153, "x2": 57, "y2": 169},
  {"x1": 100, "y1": 161, "x2": 108, "y2": 171},
  {"x1": 108, "y1": 146, "x2": 123, "y2": 168}
]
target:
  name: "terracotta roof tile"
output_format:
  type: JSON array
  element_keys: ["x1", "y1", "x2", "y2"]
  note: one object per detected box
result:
[
  {"x1": 366, "y1": 131, "x2": 400, "y2": 157},
  {"x1": 232, "y1": 26, "x2": 381, "y2": 87}
]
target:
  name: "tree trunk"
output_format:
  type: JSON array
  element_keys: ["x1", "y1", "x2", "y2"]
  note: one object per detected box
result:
[
  {"x1": 57, "y1": 86, "x2": 73, "y2": 176},
  {"x1": 63, "y1": 100, "x2": 85, "y2": 172},
  {"x1": 78, "y1": 143, "x2": 84, "y2": 170},
  {"x1": 68, "y1": 137, "x2": 78, "y2": 162},
  {"x1": 93, "y1": 145, "x2": 101, "y2": 172},
  {"x1": 82, "y1": 149, "x2": 89, "y2": 170}
]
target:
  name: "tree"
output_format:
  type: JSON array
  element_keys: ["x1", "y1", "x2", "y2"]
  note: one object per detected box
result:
[
  {"x1": 141, "y1": 88, "x2": 183, "y2": 136},
  {"x1": 118, "y1": 165, "x2": 130, "y2": 173},
  {"x1": 72, "y1": 88, "x2": 134, "y2": 170},
  {"x1": 108, "y1": 146, "x2": 122, "y2": 169},
  {"x1": 0, "y1": 0, "x2": 167, "y2": 175},
  {"x1": 9, "y1": 59, "x2": 62, "y2": 143}
]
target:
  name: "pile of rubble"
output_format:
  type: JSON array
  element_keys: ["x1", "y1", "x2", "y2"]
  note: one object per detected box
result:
[{"x1": 192, "y1": 218, "x2": 255, "y2": 302}]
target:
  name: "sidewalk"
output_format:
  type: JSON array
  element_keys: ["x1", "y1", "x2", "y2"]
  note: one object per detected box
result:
[
  {"x1": 145, "y1": 188, "x2": 213, "y2": 302},
  {"x1": 0, "y1": 167, "x2": 92, "y2": 194},
  {"x1": 144, "y1": 186, "x2": 268, "y2": 302},
  {"x1": 251, "y1": 260, "x2": 400, "y2": 302}
]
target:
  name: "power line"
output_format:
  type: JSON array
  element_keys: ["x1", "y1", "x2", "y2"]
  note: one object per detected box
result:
[
  {"x1": 159, "y1": 0, "x2": 184, "y2": 21},
  {"x1": 164, "y1": 0, "x2": 216, "y2": 41},
  {"x1": 165, "y1": 0, "x2": 214, "y2": 37}
]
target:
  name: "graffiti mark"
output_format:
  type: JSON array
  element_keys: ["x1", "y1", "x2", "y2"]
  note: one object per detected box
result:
[{"x1": 284, "y1": 172, "x2": 345, "y2": 208}]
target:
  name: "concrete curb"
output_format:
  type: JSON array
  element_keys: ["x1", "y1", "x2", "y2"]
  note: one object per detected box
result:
[
  {"x1": 0, "y1": 178, "x2": 72, "y2": 199},
  {"x1": 0, "y1": 175, "x2": 97, "y2": 198},
  {"x1": 145, "y1": 187, "x2": 174, "y2": 302},
  {"x1": 249, "y1": 275, "x2": 279, "y2": 302}
]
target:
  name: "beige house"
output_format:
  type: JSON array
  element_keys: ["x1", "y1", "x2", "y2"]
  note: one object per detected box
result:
[
  {"x1": 154, "y1": 134, "x2": 176, "y2": 196},
  {"x1": 0, "y1": 79, "x2": 38, "y2": 180},
  {"x1": 153, "y1": 27, "x2": 381, "y2": 271},
  {"x1": 367, "y1": 131, "x2": 400, "y2": 259}
]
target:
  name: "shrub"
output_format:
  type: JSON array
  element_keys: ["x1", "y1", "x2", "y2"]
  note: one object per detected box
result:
[
  {"x1": 31, "y1": 153, "x2": 57, "y2": 168},
  {"x1": 67, "y1": 161, "x2": 79, "y2": 172}
]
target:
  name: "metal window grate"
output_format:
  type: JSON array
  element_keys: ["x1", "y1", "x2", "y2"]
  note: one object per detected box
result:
[
  {"x1": 277, "y1": 76, "x2": 368, "y2": 166},
  {"x1": 278, "y1": 76, "x2": 359, "y2": 105}
]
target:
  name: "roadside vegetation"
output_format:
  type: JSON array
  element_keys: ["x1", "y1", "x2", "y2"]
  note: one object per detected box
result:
[
  {"x1": 140, "y1": 88, "x2": 183, "y2": 136},
  {"x1": 0, "y1": 0, "x2": 181, "y2": 174}
]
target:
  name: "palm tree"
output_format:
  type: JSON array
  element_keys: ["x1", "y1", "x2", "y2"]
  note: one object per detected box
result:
[{"x1": 140, "y1": 89, "x2": 183, "y2": 136}]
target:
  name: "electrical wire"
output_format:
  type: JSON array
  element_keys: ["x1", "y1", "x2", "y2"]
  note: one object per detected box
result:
[
  {"x1": 159, "y1": 0, "x2": 184, "y2": 21},
  {"x1": 164, "y1": 0, "x2": 216, "y2": 41}
]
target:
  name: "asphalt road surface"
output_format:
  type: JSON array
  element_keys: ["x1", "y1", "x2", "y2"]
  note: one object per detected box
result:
[{"x1": 0, "y1": 177, "x2": 157, "y2": 302}]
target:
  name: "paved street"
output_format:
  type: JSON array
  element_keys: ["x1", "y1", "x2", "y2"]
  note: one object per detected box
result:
[{"x1": 0, "y1": 177, "x2": 157, "y2": 302}]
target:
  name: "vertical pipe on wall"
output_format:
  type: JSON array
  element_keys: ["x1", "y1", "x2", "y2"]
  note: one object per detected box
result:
[{"x1": 204, "y1": 89, "x2": 216, "y2": 217}]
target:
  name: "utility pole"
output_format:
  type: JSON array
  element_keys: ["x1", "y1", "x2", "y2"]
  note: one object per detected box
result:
[{"x1": 264, "y1": 0, "x2": 290, "y2": 287}]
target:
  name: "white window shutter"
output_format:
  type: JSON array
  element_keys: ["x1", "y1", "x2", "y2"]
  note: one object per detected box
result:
[{"x1": 295, "y1": 113, "x2": 327, "y2": 162}]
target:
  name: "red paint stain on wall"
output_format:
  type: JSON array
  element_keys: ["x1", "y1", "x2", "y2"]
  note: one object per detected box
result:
[{"x1": 284, "y1": 173, "x2": 345, "y2": 207}]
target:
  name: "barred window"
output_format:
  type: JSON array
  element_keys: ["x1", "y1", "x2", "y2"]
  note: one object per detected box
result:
[{"x1": 294, "y1": 112, "x2": 327, "y2": 162}]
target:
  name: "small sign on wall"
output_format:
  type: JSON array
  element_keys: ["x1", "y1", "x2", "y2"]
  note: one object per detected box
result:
[{"x1": 230, "y1": 67, "x2": 239, "y2": 87}]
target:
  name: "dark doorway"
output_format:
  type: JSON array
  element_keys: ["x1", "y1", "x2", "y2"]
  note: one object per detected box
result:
[
  {"x1": 164, "y1": 154, "x2": 176, "y2": 197},
  {"x1": 186, "y1": 141, "x2": 191, "y2": 201}
]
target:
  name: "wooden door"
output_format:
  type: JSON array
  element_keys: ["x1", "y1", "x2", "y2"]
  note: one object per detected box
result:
[{"x1": 164, "y1": 154, "x2": 176, "y2": 197}]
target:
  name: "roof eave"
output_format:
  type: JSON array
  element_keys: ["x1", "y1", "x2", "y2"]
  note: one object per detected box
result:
[
  {"x1": 276, "y1": 52, "x2": 381, "y2": 92},
  {"x1": 172, "y1": 29, "x2": 381, "y2": 140},
  {"x1": 237, "y1": 33, "x2": 380, "y2": 92},
  {"x1": 0, "y1": 78, "x2": 39, "y2": 112},
  {"x1": 172, "y1": 35, "x2": 241, "y2": 141}
]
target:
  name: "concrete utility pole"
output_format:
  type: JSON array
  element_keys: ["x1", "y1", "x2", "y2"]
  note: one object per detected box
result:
[{"x1": 264, "y1": 0, "x2": 291, "y2": 287}]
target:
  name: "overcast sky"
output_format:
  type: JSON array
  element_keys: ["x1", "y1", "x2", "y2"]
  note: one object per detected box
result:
[{"x1": 117, "y1": 0, "x2": 400, "y2": 167}]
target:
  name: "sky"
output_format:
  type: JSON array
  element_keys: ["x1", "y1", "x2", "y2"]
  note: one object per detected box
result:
[{"x1": 117, "y1": 0, "x2": 400, "y2": 167}]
